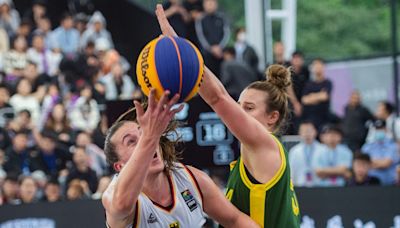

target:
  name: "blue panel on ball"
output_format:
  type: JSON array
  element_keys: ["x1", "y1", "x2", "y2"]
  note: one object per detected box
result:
[
  {"x1": 154, "y1": 37, "x2": 181, "y2": 97},
  {"x1": 173, "y1": 37, "x2": 200, "y2": 100}
]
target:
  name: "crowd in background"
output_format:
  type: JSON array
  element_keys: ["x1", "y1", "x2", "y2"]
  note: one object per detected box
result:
[{"x1": 0, "y1": 0, "x2": 399, "y2": 207}]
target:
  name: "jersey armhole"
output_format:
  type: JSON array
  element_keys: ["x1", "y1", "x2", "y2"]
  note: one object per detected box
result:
[{"x1": 182, "y1": 164, "x2": 204, "y2": 207}]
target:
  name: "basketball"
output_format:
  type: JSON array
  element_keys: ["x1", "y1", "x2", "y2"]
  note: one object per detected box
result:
[{"x1": 136, "y1": 36, "x2": 204, "y2": 103}]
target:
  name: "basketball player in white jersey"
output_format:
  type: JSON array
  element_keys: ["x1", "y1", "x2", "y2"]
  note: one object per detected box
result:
[{"x1": 102, "y1": 90, "x2": 259, "y2": 228}]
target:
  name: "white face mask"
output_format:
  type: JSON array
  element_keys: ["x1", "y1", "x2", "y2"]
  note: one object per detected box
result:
[{"x1": 237, "y1": 32, "x2": 246, "y2": 42}]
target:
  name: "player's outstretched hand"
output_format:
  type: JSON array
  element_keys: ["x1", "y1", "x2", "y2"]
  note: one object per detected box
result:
[
  {"x1": 156, "y1": 4, "x2": 177, "y2": 37},
  {"x1": 134, "y1": 89, "x2": 183, "y2": 137}
]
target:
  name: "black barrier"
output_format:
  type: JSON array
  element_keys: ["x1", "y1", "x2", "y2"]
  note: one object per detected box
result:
[{"x1": 0, "y1": 187, "x2": 399, "y2": 227}]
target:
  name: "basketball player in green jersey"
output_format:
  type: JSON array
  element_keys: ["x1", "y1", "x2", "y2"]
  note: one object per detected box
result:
[{"x1": 156, "y1": 5, "x2": 300, "y2": 227}]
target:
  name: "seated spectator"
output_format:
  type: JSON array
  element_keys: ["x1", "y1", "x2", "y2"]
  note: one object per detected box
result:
[
  {"x1": 68, "y1": 84, "x2": 100, "y2": 132},
  {"x1": 74, "y1": 13, "x2": 88, "y2": 36},
  {"x1": 7, "y1": 110, "x2": 34, "y2": 144},
  {"x1": 91, "y1": 175, "x2": 111, "y2": 199},
  {"x1": 0, "y1": 84, "x2": 14, "y2": 128},
  {"x1": 66, "y1": 146, "x2": 98, "y2": 193},
  {"x1": 80, "y1": 11, "x2": 114, "y2": 50},
  {"x1": 99, "y1": 61, "x2": 136, "y2": 100},
  {"x1": 43, "y1": 178, "x2": 62, "y2": 202},
  {"x1": 23, "y1": 0, "x2": 47, "y2": 29},
  {"x1": 49, "y1": 12, "x2": 80, "y2": 57},
  {"x1": 0, "y1": 173, "x2": 19, "y2": 205},
  {"x1": 66, "y1": 178, "x2": 87, "y2": 200},
  {"x1": 42, "y1": 102, "x2": 75, "y2": 148},
  {"x1": 301, "y1": 58, "x2": 333, "y2": 131},
  {"x1": 27, "y1": 33, "x2": 62, "y2": 76},
  {"x1": 0, "y1": 0, "x2": 20, "y2": 37},
  {"x1": 234, "y1": 27, "x2": 259, "y2": 76},
  {"x1": 314, "y1": 124, "x2": 353, "y2": 187},
  {"x1": 3, "y1": 35, "x2": 28, "y2": 80},
  {"x1": 342, "y1": 90, "x2": 374, "y2": 151},
  {"x1": 32, "y1": 16, "x2": 52, "y2": 49},
  {"x1": 3, "y1": 131, "x2": 34, "y2": 175},
  {"x1": 31, "y1": 130, "x2": 72, "y2": 177},
  {"x1": 366, "y1": 101, "x2": 400, "y2": 143},
  {"x1": 31, "y1": 170, "x2": 47, "y2": 199},
  {"x1": 18, "y1": 175, "x2": 38, "y2": 204},
  {"x1": 361, "y1": 120, "x2": 399, "y2": 185},
  {"x1": 219, "y1": 46, "x2": 258, "y2": 100},
  {"x1": 272, "y1": 41, "x2": 290, "y2": 66},
  {"x1": 163, "y1": 0, "x2": 190, "y2": 37},
  {"x1": 289, "y1": 121, "x2": 325, "y2": 187},
  {"x1": 75, "y1": 131, "x2": 107, "y2": 177},
  {"x1": 195, "y1": 0, "x2": 230, "y2": 75},
  {"x1": 9, "y1": 78, "x2": 41, "y2": 123},
  {"x1": 347, "y1": 153, "x2": 380, "y2": 186}
]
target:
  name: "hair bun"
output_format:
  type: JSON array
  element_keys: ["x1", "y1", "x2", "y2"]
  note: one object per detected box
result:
[{"x1": 265, "y1": 64, "x2": 291, "y2": 91}]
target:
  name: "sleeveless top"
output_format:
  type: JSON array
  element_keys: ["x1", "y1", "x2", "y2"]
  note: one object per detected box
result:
[
  {"x1": 107, "y1": 163, "x2": 206, "y2": 228},
  {"x1": 224, "y1": 135, "x2": 301, "y2": 228}
]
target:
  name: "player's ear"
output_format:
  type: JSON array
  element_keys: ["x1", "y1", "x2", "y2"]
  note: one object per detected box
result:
[{"x1": 113, "y1": 162, "x2": 123, "y2": 172}]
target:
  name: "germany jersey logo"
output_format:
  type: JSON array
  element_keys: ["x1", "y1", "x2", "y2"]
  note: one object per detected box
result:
[{"x1": 169, "y1": 221, "x2": 180, "y2": 228}]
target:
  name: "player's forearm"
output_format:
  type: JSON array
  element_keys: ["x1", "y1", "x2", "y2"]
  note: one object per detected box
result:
[
  {"x1": 112, "y1": 135, "x2": 159, "y2": 211},
  {"x1": 228, "y1": 213, "x2": 260, "y2": 228},
  {"x1": 199, "y1": 67, "x2": 230, "y2": 107}
]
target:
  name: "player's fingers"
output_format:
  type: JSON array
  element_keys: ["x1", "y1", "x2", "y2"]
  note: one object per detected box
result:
[
  {"x1": 167, "y1": 93, "x2": 180, "y2": 108},
  {"x1": 157, "y1": 90, "x2": 170, "y2": 112},
  {"x1": 169, "y1": 103, "x2": 184, "y2": 116},
  {"x1": 148, "y1": 88, "x2": 156, "y2": 110},
  {"x1": 134, "y1": 100, "x2": 144, "y2": 118},
  {"x1": 155, "y1": 4, "x2": 177, "y2": 37}
]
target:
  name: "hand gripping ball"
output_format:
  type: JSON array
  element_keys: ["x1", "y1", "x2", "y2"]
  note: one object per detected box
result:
[{"x1": 136, "y1": 36, "x2": 204, "y2": 103}]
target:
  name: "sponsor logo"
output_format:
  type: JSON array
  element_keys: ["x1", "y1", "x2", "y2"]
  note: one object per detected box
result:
[
  {"x1": 181, "y1": 189, "x2": 198, "y2": 212},
  {"x1": 140, "y1": 46, "x2": 152, "y2": 88},
  {"x1": 169, "y1": 221, "x2": 180, "y2": 228},
  {"x1": 147, "y1": 213, "x2": 157, "y2": 224}
]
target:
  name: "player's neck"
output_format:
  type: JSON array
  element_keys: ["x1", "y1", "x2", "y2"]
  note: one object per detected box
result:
[{"x1": 143, "y1": 171, "x2": 172, "y2": 206}]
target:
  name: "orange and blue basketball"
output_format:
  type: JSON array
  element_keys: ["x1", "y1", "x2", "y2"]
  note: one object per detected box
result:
[{"x1": 136, "y1": 36, "x2": 204, "y2": 103}]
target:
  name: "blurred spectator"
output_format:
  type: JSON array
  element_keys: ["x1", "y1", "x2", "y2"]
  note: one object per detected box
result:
[
  {"x1": 14, "y1": 19, "x2": 32, "y2": 42},
  {"x1": 301, "y1": 58, "x2": 333, "y2": 132},
  {"x1": 361, "y1": 120, "x2": 399, "y2": 186},
  {"x1": 91, "y1": 175, "x2": 111, "y2": 199},
  {"x1": 43, "y1": 102, "x2": 74, "y2": 147},
  {"x1": 9, "y1": 78, "x2": 41, "y2": 123},
  {"x1": 347, "y1": 153, "x2": 380, "y2": 186},
  {"x1": 27, "y1": 33, "x2": 62, "y2": 76},
  {"x1": 75, "y1": 131, "x2": 107, "y2": 177},
  {"x1": 0, "y1": 173, "x2": 19, "y2": 205},
  {"x1": 3, "y1": 35, "x2": 28, "y2": 79},
  {"x1": 314, "y1": 124, "x2": 353, "y2": 187},
  {"x1": 31, "y1": 170, "x2": 47, "y2": 199},
  {"x1": 18, "y1": 175, "x2": 38, "y2": 204},
  {"x1": 219, "y1": 46, "x2": 258, "y2": 100},
  {"x1": 366, "y1": 101, "x2": 400, "y2": 143},
  {"x1": 66, "y1": 178, "x2": 87, "y2": 200},
  {"x1": 43, "y1": 178, "x2": 62, "y2": 202},
  {"x1": 22, "y1": 61, "x2": 48, "y2": 95},
  {"x1": 80, "y1": 11, "x2": 114, "y2": 50},
  {"x1": 99, "y1": 61, "x2": 136, "y2": 100},
  {"x1": 3, "y1": 131, "x2": 34, "y2": 175},
  {"x1": 74, "y1": 13, "x2": 88, "y2": 36},
  {"x1": 49, "y1": 12, "x2": 80, "y2": 57},
  {"x1": 0, "y1": 84, "x2": 14, "y2": 127},
  {"x1": 289, "y1": 121, "x2": 325, "y2": 187},
  {"x1": 0, "y1": 0, "x2": 20, "y2": 37},
  {"x1": 68, "y1": 84, "x2": 100, "y2": 132},
  {"x1": 7, "y1": 110, "x2": 33, "y2": 137},
  {"x1": 32, "y1": 16, "x2": 52, "y2": 49},
  {"x1": 234, "y1": 27, "x2": 259, "y2": 76},
  {"x1": 342, "y1": 90, "x2": 374, "y2": 151},
  {"x1": 31, "y1": 130, "x2": 72, "y2": 176},
  {"x1": 92, "y1": 113, "x2": 108, "y2": 149},
  {"x1": 23, "y1": 0, "x2": 47, "y2": 29},
  {"x1": 273, "y1": 41, "x2": 289, "y2": 66},
  {"x1": 0, "y1": 26, "x2": 9, "y2": 54},
  {"x1": 0, "y1": 127, "x2": 10, "y2": 150},
  {"x1": 183, "y1": 0, "x2": 203, "y2": 46},
  {"x1": 66, "y1": 146, "x2": 98, "y2": 193},
  {"x1": 195, "y1": 0, "x2": 230, "y2": 75},
  {"x1": 0, "y1": 148, "x2": 5, "y2": 168},
  {"x1": 163, "y1": 0, "x2": 190, "y2": 37}
]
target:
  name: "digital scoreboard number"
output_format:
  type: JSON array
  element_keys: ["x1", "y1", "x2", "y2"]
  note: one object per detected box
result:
[{"x1": 196, "y1": 119, "x2": 233, "y2": 146}]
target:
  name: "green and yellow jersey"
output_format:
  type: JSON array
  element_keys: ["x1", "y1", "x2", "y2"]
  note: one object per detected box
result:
[{"x1": 224, "y1": 136, "x2": 300, "y2": 228}]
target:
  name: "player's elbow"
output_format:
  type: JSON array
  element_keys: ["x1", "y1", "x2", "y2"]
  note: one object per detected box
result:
[{"x1": 111, "y1": 192, "x2": 135, "y2": 214}]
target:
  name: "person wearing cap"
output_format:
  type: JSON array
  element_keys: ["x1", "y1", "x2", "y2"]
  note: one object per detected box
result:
[
  {"x1": 313, "y1": 124, "x2": 353, "y2": 187},
  {"x1": 361, "y1": 119, "x2": 400, "y2": 185}
]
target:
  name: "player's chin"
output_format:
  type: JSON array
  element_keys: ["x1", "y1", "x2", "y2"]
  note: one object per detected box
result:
[{"x1": 149, "y1": 155, "x2": 164, "y2": 173}]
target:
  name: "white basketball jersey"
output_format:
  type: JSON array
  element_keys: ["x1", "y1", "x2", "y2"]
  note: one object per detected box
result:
[{"x1": 130, "y1": 163, "x2": 206, "y2": 228}]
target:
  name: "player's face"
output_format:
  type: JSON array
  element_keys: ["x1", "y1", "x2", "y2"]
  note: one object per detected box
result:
[
  {"x1": 111, "y1": 122, "x2": 164, "y2": 173},
  {"x1": 239, "y1": 88, "x2": 277, "y2": 130}
]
